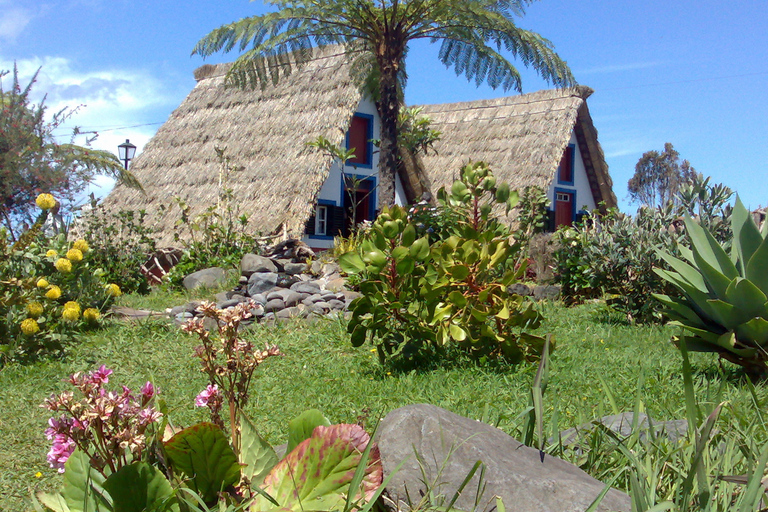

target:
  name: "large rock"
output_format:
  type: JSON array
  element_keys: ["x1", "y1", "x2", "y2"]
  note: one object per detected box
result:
[
  {"x1": 247, "y1": 272, "x2": 279, "y2": 296},
  {"x1": 241, "y1": 254, "x2": 278, "y2": 276},
  {"x1": 183, "y1": 267, "x2": 227, "y2": 290},
  {"x1": 557, "y1": 412, "x2": 689, "y2": 447},
  {"x1": 378, "y1": 404, "x2": 630, "y2": 512}
]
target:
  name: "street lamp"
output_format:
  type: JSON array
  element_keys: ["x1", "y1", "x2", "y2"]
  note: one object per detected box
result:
[{"x1": 117, "y1": 139, "x2": 137, "y2": 170}]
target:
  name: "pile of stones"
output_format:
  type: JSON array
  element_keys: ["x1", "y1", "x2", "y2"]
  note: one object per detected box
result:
[{"x1": 169, "y1": 241, "x2": 359, "y2": 326}]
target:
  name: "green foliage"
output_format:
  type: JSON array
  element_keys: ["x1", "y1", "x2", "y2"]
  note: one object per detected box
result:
[
  {"x1": 628, "y1": 142, "x2": 699, "y2": 208},
  {"x1": 0, "y1": 65, "x2": 139, "y2": 241},
  {"x1": 0, "y1": 204, "x2": 118, "y2": 363},
  {"x1": 554, "y1": 178, "x2": 734, "y2": 323},
  {"x1": 654, "y1": 197, "x2": 768, "y2": 377},
  {"x1": 79, "y1": 206, "x2": 157, "y2": 295},
  {"x1": 343, "y1": 162, "x2": 545, "y2": 365}
]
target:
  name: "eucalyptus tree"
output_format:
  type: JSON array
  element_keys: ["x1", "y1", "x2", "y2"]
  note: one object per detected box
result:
[{"x1": 194, "y1": 0, "x2": 575, "y2": 206}]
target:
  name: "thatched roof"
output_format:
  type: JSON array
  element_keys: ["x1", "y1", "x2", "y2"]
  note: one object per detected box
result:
[
  {"x1": 417, "y1": 86, "x2": 616, "y2": 212},
  {"x1": 100, "y1": 47, "x2": 367, "y2": 246}
]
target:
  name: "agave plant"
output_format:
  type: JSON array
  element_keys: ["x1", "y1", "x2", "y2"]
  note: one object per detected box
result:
[{"x1": 654, "y1": 198, "x2": 768, "y2": 377}]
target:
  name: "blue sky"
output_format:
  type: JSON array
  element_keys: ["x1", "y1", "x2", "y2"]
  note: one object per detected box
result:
[{"x1": 2, "y1": 0, "x2": 766, "y2": 212}]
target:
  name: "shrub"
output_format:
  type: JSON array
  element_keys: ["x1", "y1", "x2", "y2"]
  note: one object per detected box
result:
[{"x1": 342, "y1": 162, "x2": 545, "y2": 365}]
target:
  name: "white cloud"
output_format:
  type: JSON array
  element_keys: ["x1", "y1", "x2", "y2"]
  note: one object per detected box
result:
[
  {"x1": 576, "y1": 61, "x2": 667, "y2": 76},
  {"x1": 0, "y1": 7, "x2": 33, "y2": 42}
]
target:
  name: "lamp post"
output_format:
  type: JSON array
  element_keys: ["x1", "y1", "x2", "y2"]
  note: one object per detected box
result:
[{"x1": 117, "y1": 139, "x2": 137, "y2": 170}]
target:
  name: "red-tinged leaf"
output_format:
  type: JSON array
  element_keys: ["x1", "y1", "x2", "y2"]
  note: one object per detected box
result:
[{"x1": 252, "y1": 424, "x2": 383, "y2": 512}]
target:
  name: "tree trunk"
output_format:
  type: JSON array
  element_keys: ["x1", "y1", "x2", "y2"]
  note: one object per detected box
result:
[{"x1": 376, "y1": 46, "x2": 403, "y2": 208}]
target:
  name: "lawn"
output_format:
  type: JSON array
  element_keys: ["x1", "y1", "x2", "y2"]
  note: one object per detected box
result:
[{"x1": 1, "y1": 295, "x2": 766, "y2": 512}]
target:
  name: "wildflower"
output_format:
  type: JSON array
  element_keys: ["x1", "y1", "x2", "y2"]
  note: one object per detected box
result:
[
  {"x1": 35, "y1": 472, "x2": 42, "y2": 478},
  {"x1": 46, "y1": 249, "x2": 58, "y2": 258},
  {"x1": 140, "y1": 381, "x2": 155, "y2": 402},
  {"x1": 45, "y1": 286, "x2": 61, "y2": 300},
  {"x1": 65, "y1": 248, "x2": 83, "y2": 262},
  {"x1": 55, "y1": 258, "x2": 72, "y2": 273},
  {"x1": 20, "y1": 318, "x2": 40, "y2": 336},
  {"x1": 62, "y1": 302, "x2": 81, "y2": 322},
  {"x1": 36, "y1": 193, "x2": 56, "y2": 210},
  {"x1": 90, "y1": 365, "x2": 112, "y2": 386},
  {"x1": 27, "y1": 302, "x2": 43, "y2": 318},
  {"x1": 105, "y1": 284, "x2": 122, "y2": 297},
  {"x1": 72, "y1": 239, "x2": 89, "y2": 253},
  {"x1": 47, "y1": 433, "x2": 75, "y2": 473},
  {"x1": 37, "y1": 278, "x2": 49, "y2": 288},
  {"x1": 82, "y1": 308, "x2": 100, "y2": 323},
  {"x1": 195, "y1": 384, "x2": 221, "y2": 409}
]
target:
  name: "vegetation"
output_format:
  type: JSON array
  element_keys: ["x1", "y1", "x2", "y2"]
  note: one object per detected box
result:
[
  {"x1": 655, "y1": 197, "x2": 768, "y2": 378},
  {"x1": 342, "y1": 162, "x2": 544, "y2": 365},
  {"x1": 0, "y1": 65, "x2": 140, "y2": 241},
  {"x1": 192, "y1": 0, "x2": 574, "y2": 206},
  {"x1": 628, "y1": 142, "x2": 699, "y2": 208}
]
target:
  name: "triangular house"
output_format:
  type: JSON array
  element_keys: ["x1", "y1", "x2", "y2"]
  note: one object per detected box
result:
[
  {"x1": 418, "y1": 86, "x2": 616, "y2": 229},
  {"x1": 100, "y1": 49, "x2": 615, "y2": 248}
]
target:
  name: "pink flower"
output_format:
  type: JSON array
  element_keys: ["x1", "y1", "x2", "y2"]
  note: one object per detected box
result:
[
  {"x1": 90, "y1": 365, "x2": 113, "y2": 385},
  {"x1": 138, "y1": 408, "x2": 162, "y2": 426},
  {"x1": 140, "y1": 381, "x2": 155, "y2": 401},
  {"x1": 47, "y1": 433, "x2": 75, "y2": 473},
  {"x1": 195, "y1": 384, "x2": 220, "y2": 407}
]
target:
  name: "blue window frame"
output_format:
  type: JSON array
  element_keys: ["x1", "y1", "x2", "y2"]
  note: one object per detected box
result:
[{"x1": 308, "y1": 199, "x2": 336, "y2": 240}]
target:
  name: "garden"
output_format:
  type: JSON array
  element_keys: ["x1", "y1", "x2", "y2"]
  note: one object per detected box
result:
[{"x1": 3, "y1": 164, "x2": 768, "y2": 512}]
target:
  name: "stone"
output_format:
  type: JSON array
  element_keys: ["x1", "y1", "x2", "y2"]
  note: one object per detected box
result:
[
  {"x1": 276, "y1": 274, "x2": 301, "y2": 288},
  {"x1": 508, "y1": 283, "x2": 534, "y2": 296},
  {"x1": 325, "y1": 277, "x2": 348, "y2": 293},
  {"x1": 250, "y1": 293, "x2": 267, "y2": 306},
  {"x1": 310, "y1": 303, "x2": 330, "y2": 315},
  {"x1": 238, "y1": 275, "x2": 248, "y2": 285},
  {"x1": 272, "y1": 259, "x2": 288, "y2": 272},
  {"x1": 217, "y1": 299, "x2": 243, "y2": 310},
  {"x1": 247, "y1": 272, "x2": 279, "y2": 296},
  {"x1": 284, "y1": 262, "x2": 308, "y2": 275},
  {"x1": 341, "y1": 290, "x2": 362, "y2": 302},
  {"x1": 276, "y1": 307, "x2": 304, "y2": 319},
  {"x1": 229, "y1": 293, "x2": 247, "y2": 303},
  {"x1": 378, "y1": 404, "x2": 631, "y2": 512},
  {"x1": 266, "y1": 289, "x2": 292, "y2": 301},
  {"x1": 310, "y1": 260, "x2": 324, "y2": 276},
  {"x1": 264, "y1": 298, "x2": 286, "y2": 313},
  {"x1": 174, "y1": 311, "x2": 193, "y2": 320},
  {"x1": 240, "y1": 254, "x2": 278, "y2": 276},
  {"x1": 290, "y1": 281, "x2": 322, "y2": 295},
  {"x1": 183, "y1": 267, "x2": 227, "y2": 290},
  {"x1": 328, "y1": 299, "x2": 346, "y2": 310},
  {"x1": 214, "y1": 291, "x2": 229, "y2": 303},
  {"x1": 321, "y1": 292, "x2": 338, "y2": 301},
  {"x1": 557, "y1": 413, "x2": 689, "y2": 448},
  {"x1": 321, "y1": 261, "x2": 341, "y2": 277},
  {"x1": 533, "y1": 284, "x2": 561, "y2": 301},
  {"x1": 283, "y1": 291, "x2": 308, "y2": 307}
]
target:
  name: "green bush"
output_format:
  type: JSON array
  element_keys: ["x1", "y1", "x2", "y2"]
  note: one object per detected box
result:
[
  {"x1": 554, "y1": 177, "x2": 733, "y2": 323},
  {"x1": 342, "y1": 162, "x2": 545, "y2": 365}
]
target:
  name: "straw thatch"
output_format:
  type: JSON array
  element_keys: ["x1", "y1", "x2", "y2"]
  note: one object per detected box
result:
[
  {"x1": 417, "y1": 86, "x2": 616, "y2": 214},
  {"x1": 100, "y1": 47, "x2": 371, "y2": 246}
]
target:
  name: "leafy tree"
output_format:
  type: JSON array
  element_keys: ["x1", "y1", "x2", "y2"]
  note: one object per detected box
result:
[
  {"x1": 193, "y1": 0, "x2": 575, "y2": 206},
  {"x1": 0, "y1": 65, "x2": 140, "y2": 241},
  {"x1": 627, "y1": 142, "x2": 699, "y2": 208}
]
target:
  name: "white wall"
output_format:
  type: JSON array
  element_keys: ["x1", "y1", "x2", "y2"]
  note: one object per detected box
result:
[{"x1": 546, "y1": 131, "x2": 597, "y2": 214}]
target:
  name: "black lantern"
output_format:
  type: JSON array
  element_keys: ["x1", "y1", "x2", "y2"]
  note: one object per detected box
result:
[{"x1": 117, "y1": 139, "x2": 137, "y2": 170}]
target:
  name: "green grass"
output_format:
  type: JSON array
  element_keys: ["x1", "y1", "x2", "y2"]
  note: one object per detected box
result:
[{"x1": 2, "y1": 298, "x2": 767, "y2": 511}]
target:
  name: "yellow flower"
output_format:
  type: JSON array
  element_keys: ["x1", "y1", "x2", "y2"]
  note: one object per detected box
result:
[
  {"x1": 20, "y1": 318, "x2": 40, "y2": 336},
  {"x1": 62, "y1": 302, "x2": 81, "y2": 322},
  {"x1": 45, "y1": 286, "x2": 62, "y2": 300},
  {"x1": 83, "y1": 308, "x2": 100, "y2": 323},
  {"x1": 105, "y1": 284, "x2": 122, "y2": 297},
  {"x1": 37, "y1": 278, "x2": 49, "y2": 288},
  {"x1": 27, "y1": 302, "x2": 44, "y2": 318},
  {"x1": 55, "y1": 258, "x2": 72, "y2": 273},
  {"x1": 46, "y1": 249, "x2": 58, "y2": 258},
  {"x1": 72, "y1": 239, "x2": 89, "y2": 253},
  {"x1": 35, "y1": 472, "x2": 43, "y2": 478},
  {"x1": 35, "y1": 193, "x2": 56, "y2": 210},
  {"x1": 66, "y1": 248, "x2": 83, "y2": 262}
]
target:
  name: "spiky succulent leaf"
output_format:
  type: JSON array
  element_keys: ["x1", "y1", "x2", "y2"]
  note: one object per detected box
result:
[
  {"x1": 746, "y1": 237, "x2": 768, "y2": 295},
  {"x1": 252, "y1": 424, "x2": 383, "y2": 512},
  {"x1": 732, "y1": 197, "x2": 763, "y2": 273},
  {"x1": 653, "y1": 294, "x2": 708, "y2": 329},
  {"x1": 736, "y1": 317, "x2": 768, "y2": 347},
  {"x1": 684, "y1": 215, "x2": 739, "y2": 281},
  {"x1": 655, "y1": 250, "x2": 708, "y2": 293},
  {"x1": 724, "y1": 278, "x2": 768, "y2": 319},
  {"x1": 164, "y1": 423, "x2": 241, "y2": 504}
]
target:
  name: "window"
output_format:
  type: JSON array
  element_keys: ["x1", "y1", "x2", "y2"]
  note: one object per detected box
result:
[
  {"x1": 558, "y1": 144, "x2": 575, "y2": 184},
  {"x1": 315, "y1": 205, "x2": 328, "y2": 236},
  {"x1": 346, "y1": 114, "x2": 373, "y2": 167}
]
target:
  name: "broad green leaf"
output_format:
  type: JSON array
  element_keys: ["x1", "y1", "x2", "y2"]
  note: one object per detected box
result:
[
  {"x1": 36, "y1": 493, "x2": 70, "y2": 512},
  {"x1": 350, "y1": 324, "x2": 367, "y2": 347},
  {"x1": 409, "y1": 237, "x2": 431, "y2": 261},
  {"x1": 339, "y1": 252, "x2": 365, "y2": 275},
  {"x1": 104, "y1": 462, "x2": 177, "y2": 512},
  {"x1": 450, "y1": 264, "x2": 470, "y2": 280},
  {"x1": 495, "y1": 182, "x2": 510, "y2": 203},
  {"x1": 449, "y1": 323, "x2": 467, "y2": 341},
  {"x1": 401, "y1": 223, "x2": 416, "y2": 247},
  {"x1": 286, "y1": 410, "x2": 331, "y2": 454},
  {"x1": 706, "y1": 300, "x2": 740, "y2": 330},
  {"x1": 252, "y1": 424, "x2": 383, "y2": 512},
  {"x1": 395, "y1": 257, "x2": 415, "y2": 276},
  {"x1": 447, "y1": 290, "x2": 467, "y2": 309},
  {"x1": 391, "y1": 246, "x2": 409, "y2": 262},
  {"x1": 684, "y1": 215, "x2": 738, "y2": 280},
  {"x1": 746, "y1": 237, "x2": 768, "y2": 295},
  {"x1": 362, "y1": 249, "x2": 387, "y2": 269},
  {"x1": 725, "y1": 278, "x2": 767, "y2": 319},
  {"x1": 239, "y1": 412, "x2": 279, "y2": 484},
  {"x1": 164, "y1": 423, "x2": 241, "y2": 504},
  {"x1": 506, "y1": 190, "x2": 520, "y2": 211},
  {"x1": 61, "y1": 449, "x2": 112, "y2": 512},
  {"x1": 736, "y1": 317, "x2": 768, "y2": 347},
  {"x1": 381, "y1": 221, "x2": 400, "y2": 239}
]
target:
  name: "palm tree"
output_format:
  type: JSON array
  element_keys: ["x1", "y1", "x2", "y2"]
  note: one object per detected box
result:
[{"x1": 193, "y1": 0, "x2": 575, "y2": 206}]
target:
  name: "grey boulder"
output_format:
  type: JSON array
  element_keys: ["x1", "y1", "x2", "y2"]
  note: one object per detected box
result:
[
  {"x1": 241, "y1": 254, "x2": 278, "y2": 276},
  {"x1": 377, "y1": 404, "x2": 630, "y2": 512},
  {"x1": 247, "y1": 272, "x2": 279, "y2": 296},
  {"x1": 183, "y1": 267, "x2": 227, "y2": 290}
]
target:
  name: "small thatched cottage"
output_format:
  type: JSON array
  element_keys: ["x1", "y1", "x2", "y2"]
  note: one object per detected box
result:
[{"x1": 100, "y1": 48, "x2": 615, "y2": 249}]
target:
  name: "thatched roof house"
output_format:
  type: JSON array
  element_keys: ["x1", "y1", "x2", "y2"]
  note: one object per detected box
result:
[
  {"x1": 100, "y1": 47, "x2": 420, "y2": 247},
  {"x1": 418, "y1": 86, "x2": 616, "y2": 227}
]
